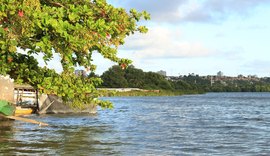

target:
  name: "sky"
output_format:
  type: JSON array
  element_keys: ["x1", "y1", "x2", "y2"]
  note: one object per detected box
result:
[
  {"x1": 92, "y1": 0, "x2": 270, "y2": 77},
  {"x1": 37, "y1": 0, "x2": 270, "y2": 77}
]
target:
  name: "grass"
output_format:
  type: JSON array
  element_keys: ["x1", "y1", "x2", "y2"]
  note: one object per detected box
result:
[{"x1": 99, "y1": 89, "x2": 204, "y2": 97}]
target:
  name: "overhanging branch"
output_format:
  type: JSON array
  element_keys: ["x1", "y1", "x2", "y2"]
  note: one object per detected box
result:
[{"x1": 40, "y1": 0, "x2": 65, "y2": 8}]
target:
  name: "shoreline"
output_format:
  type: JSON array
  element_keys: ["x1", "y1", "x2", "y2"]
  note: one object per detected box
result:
[{"x1": 99, "y1": 89, "x2": 205, "y2": 97}]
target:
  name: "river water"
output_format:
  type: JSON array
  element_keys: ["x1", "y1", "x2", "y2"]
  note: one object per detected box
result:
[{"x1": 1, "y1": 93, "x2": 270, "y2": 155}]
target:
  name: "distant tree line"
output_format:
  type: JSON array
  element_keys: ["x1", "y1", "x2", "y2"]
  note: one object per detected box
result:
[
  {"x1": 97, "y1": 65, "x2": 270, "y2": 93},
  {"x1": 99, "y1": 65, "x2": 173, "y2": 90},
  {"x1": 179, "y1": 74, "x2": 270, "y2": 92}
]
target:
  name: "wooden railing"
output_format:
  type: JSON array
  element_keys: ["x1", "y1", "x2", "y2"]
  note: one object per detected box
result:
[{"x1": 14, "y1": 85, "x2": 37, "y2": 105}]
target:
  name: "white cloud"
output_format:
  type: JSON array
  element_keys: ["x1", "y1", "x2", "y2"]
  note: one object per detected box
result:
[
  {"x1": 121, "y1": 26, "x2": 212, "y2": 59},
  {"x1": 109, "y1": 0, "x2": 188, "y2": 23},
  {"x1": 181, "y1": 0, "x2": 270, "y2": 23},
  {"x1": 111, "y1": 0, "x2": 270, "y2": 23}
]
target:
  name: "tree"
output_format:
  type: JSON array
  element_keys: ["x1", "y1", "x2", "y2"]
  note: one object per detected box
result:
[
  {"x1": 0, "y1": 0, "x2": 150, "y2": 109},
  {"x1": 101, "y1": 65, "x2": 128, "y2": 88},
  {"x1": 143, "y1": 72, "x2": 172, "y2": 90},
  {"x1": 125, "y1": 65, "x2": 145, "y2": 88},
  {"x1": 172, "y1": 80, "x2": 193, "y2": 90}
]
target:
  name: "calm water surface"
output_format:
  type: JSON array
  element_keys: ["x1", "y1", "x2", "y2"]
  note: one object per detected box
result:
[{"x1": 1, "y1": 93, "x2": 270, "y2": 155}]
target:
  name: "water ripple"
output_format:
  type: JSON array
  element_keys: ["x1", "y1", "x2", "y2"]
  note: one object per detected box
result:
[{"x1": 1, "y1": 93, "x2": 270, "y2": 155}]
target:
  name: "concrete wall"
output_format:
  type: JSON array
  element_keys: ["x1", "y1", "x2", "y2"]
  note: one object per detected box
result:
[
  {"x1": 0, "y1": 75, "x2": 14, "y2": 103},
  {"x1": 98, "y1": 88, "x2": 141, "y2": 92}
]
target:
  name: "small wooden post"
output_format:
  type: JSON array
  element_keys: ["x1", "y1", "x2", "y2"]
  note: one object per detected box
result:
[
  {"x1": 36, "y1": 89, "x2": 39, "y2": 111},
  {"x1": 16, "y1": 88, "x2": 19, "y2": 104},
  {"x1": 0, "y1": 114, "x2": 49, "y2": 126}
]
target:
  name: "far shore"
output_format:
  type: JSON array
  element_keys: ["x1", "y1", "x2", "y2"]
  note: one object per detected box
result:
[{"x1": 98, "y1": 88, "x2": 204, "y2": 97}]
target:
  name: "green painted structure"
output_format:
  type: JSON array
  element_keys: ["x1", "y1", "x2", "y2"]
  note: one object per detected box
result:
[{"x1": 0, "y1": 100, "x2": 15, "y2": 116}]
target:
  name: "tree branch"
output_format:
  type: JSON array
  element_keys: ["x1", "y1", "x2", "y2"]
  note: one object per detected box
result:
[{"x1": 40, "y1": 0, "x2": 65, "y2": 8}]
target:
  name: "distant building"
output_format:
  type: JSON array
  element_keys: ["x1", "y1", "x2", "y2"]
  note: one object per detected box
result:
[
  {"x1": 248, "y1": 75, "x2": 257, "y2": 78},
  {"x1": 75, "y1": 70, "x2": 87, "y2": 77},
  {"x1": 248, "y1": 75, "x2": 259, "y2": 81},
  {"x1": 166, "y1": 76, "x2": 179, "y2": 81},
  {"x1": 217, "y1": 71, "x2": 224, "y2": 77},
  {"x1": 157, "y1": 70, "x2": 167, "y2": 76}
]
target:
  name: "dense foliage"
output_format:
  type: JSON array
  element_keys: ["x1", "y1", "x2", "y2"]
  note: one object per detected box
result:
[
  {"x1": 0, "y1": 0, "x2": 150, "y2": 109},
  {"x1": 101, "y1": 65, "x2": 174, "y2": 90},
  {"x1": 101, "y1": 65, "x2": 270, "y2": 93}
]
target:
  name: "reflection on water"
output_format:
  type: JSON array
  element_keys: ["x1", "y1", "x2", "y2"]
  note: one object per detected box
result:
[
  {"x1": 0, "y1": 115, "x2": 123, "y2": 156},
  {"x1": 1, "y1": 93, "x2": 270, "y2": 155},
  {"x1": 0, "y1": 120, "x2": 15, "y2": 146}
]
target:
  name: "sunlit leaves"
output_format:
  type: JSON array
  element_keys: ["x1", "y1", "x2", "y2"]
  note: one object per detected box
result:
[{"x1": 0, "y1": 0, "x2": 150, "y2": 109}]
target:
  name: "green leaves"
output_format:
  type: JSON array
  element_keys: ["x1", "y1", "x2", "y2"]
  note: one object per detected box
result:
[
  {"x1": 137, "y1": 26, "x2": 148, "y2": 33},
  {"x1": 0, "y1": 0, "x2": 149, "y2": 109},
  {"x1": 130, "y1": 9, "x2": 151, "y2": 21},
  {"x1": 142, "y1": 11, "x2": 151, "y2": 20}
]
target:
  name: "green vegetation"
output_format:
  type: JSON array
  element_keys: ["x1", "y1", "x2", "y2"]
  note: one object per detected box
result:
[
  {"x1": 0, "y1": 0, "x2": 150, "y2": 109},
  {"x1": 98, "y1": 89, "x2": 203, "y2": 97},
  {"x1": 100, "y1": 65, "x2": 174, "y2": 90},
  {"x1": 99, "y1": 65, "x2": 205, "y2": 96},
  {"x1": 99, "y1": 65, "x2": 270, "y2": 96}
]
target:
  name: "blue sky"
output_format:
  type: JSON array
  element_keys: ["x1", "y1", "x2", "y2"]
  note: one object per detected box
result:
[
  {"x1": 91, "y1": 0, "x2": 270, "y2": 77},
  {"x1": 34, "y1": 0, "x2": 270, "y2": 77}
]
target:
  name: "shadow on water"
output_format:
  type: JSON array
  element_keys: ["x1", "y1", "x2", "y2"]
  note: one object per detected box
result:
[
  {"x1": 0, "y1": 120, "x2": 15, "y2": 143},
  {"x1": 0, "y1": 114, "x2": 123, "y2": 156}
]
